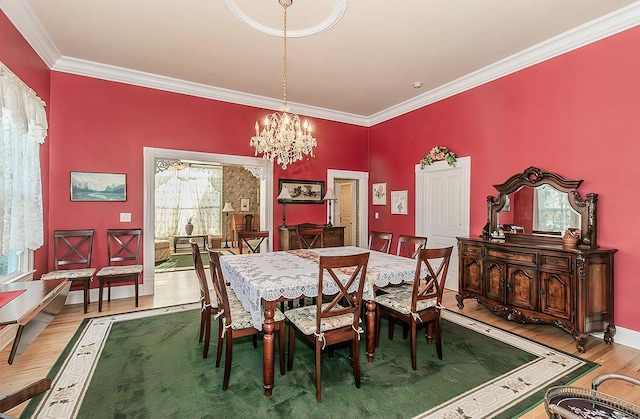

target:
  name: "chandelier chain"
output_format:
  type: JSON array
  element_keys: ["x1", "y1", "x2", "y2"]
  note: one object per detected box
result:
[
  {"x1": 249, "y1": 0, "x2": 317, "y2": 170},
  {"x1": 282, "y1": 5, "x2": 287, "y2": 105}
]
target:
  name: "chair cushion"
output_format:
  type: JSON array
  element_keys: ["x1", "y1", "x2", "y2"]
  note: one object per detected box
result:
[
  {"x1": 224, "y1": 290, "x2": 284, "y2": 330},
  {"x1": 284, "y1": 303, "x2": 353, "y2": 336},
  {"x1": 96, "y1": 265, "x2": 143, "y2": 277},
  {"x1": 381, "y1": 282, "x2": 413, "y2": 294},
  {"x1": 375, "y1": 288, "x2": 436, "y2": 315},
  {"x1": 41, "y1": 268, "x2": 96, "y2": 280}
]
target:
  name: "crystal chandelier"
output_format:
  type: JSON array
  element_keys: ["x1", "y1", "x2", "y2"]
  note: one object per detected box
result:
[{"x1": 250, "y1": 0, "x2": 317, "y2": 170}]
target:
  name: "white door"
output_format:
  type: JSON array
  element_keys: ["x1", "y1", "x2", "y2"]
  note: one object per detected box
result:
[{"x1": 415, "y1": 156, "x2": 471, "y2": 291}]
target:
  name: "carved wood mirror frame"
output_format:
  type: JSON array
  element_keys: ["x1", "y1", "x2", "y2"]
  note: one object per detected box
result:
[{"x1": 487, "y1": 166, "x2": 598, "y2": 247}]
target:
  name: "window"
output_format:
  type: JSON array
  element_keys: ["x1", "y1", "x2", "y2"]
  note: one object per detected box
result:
[
  {"x1": 0, "y1": 62, "x2": 47, "y2": 283},
  {"x1": 155, "y1": 163, "x2": 223, "y2": 238},
  {"x1": 533, "y1": 184, "x2": 580, "y2": 233}
]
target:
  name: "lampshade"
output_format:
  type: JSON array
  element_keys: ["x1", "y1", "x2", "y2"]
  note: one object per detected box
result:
[
  {"x1": 277, "y1": 187, "x2": 292, "y2": 201},
  {"x1": 222, "y1": 202, "x2": 235, "y2": 213},
  {"x1": 323, "y1": 188, "x2": 336, "y2": 201}
]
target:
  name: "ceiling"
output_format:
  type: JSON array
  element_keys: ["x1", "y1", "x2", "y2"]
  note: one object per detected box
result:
[{"x1": 3, "y1": 0, "x2": 640, "y2": 126}]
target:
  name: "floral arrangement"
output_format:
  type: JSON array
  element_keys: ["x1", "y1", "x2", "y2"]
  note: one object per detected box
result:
[{"x1": 420, "y1": 146, "x2": 457, "y2": 168}]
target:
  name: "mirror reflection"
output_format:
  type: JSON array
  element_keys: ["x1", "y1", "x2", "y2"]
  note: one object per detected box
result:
[{"x1": 498, "y1": 185, "x2": 581, "y2": 235}]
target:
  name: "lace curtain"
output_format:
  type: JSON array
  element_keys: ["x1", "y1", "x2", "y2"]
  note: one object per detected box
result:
[
  {"x1": 155, "y1": 164, "x2": 223, "y2": 239},
  {"x1": 0, "y1": 62, "x2": 47, "y2": 256}
]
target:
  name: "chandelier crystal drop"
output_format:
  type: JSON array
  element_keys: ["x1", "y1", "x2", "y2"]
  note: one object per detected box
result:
[{"x1": 250, "y1": 0, "x2": 317, "y2": 170}]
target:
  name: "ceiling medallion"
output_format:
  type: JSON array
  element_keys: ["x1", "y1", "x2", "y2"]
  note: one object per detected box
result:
[{"x1": 224, "y1": 0, "x2": 348, "y2": 38}]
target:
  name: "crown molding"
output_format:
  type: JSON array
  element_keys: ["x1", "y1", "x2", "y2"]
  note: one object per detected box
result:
[
  {"x1": 368, "y1": 1, "x2": 640, "y2": 126},
  {"x1": 3, "y1": 0, "x2": 640, "y2": 127},
  {"x1": 0, "y1": 0, "x2": 60, "y2": 67},
  {"x1": 51, "y1": 56, "x2": 368, "y2": 126}
]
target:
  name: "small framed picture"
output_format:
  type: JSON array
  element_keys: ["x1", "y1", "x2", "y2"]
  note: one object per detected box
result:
[
  {"x1": 70, "y1": 172, "x2": 126, "y2": 202},
  {"x1": 391, "y1": 190, "x2": 408, "y2": 215},
  {"x1": 240, "y1": 198, "x2": 250, "y2": 211},
  {"x1": 372, "y1": 182, "x2": 386, "y2": 205}
]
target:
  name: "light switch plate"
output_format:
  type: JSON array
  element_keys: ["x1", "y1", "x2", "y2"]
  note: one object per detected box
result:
[{"x1": 120, "y1": 212, "x2": 131, "y2": 222}]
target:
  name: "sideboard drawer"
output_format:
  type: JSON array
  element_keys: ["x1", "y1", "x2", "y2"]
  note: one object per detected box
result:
[
  {"x1": 486, "y1": 248, "x2": 536, "y2": 265},
  {"x1": 540, "y1": 253, "x2": 572, "y2": 272}
]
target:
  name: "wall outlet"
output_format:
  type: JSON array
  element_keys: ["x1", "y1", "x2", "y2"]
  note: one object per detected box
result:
[
  {"x1": 120, "y1": 212, "x2": 131, "y2": 222},
  {"x1": 375, "y1": 212, "x2": 379, "y2": 219}
]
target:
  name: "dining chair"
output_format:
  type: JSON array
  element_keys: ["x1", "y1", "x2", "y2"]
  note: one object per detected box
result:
[
  {"x1": 285, "y1": 252, "x2": 370, "y2": 402},
  {"x1": 296, "y1": 227, "x2": 324, "y2": 249},
  {"x1": 207, "y1": 249, "x2": 286, "y2": 391},
  {"x1": 191, "y1": 241, "x2": 218, "y2": 358},
  {"x1": 242, "y1": 214, "x2": 255, "y2": 231},
  {"x1": 41, "y1": 229, "x2": 96, "y2": 313},
  {"x1": 396, "y1": 234, "x2": 428, "y2": 259},
  {"x1": 96, "y1": 229, "x2": 143, "y2": 312},
  {"x1": 237, "y1": 230, "x2": 269, "y2": 254},
  {"x1": 368, "y1": 231, "x2": 393, "y2": 253},
  {"x1": 374, "y1": 246, "x2": 453, "y2": 370}
]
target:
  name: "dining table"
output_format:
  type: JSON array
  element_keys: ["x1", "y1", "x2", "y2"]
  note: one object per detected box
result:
[{"x1": 219, "y1": 246, "x2": 418, "y2": 396}]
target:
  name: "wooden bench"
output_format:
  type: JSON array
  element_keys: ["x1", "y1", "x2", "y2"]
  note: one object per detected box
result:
[{"x1": 0, "y1": 279, "x2": 71, "y2": 364}]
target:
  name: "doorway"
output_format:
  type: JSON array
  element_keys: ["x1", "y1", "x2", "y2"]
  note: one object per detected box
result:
[
  {"x1": 327, "y1": 169, "x2": 368, "y2": 248},
  {"x1": 142, "y1": 147, "x2": 274, "y2": 297}
]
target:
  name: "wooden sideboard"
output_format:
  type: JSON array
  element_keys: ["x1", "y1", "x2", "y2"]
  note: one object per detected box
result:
[
  {"x1": 456, "y1": 237, "x2": 616, "y2": 353},
  {"x1": 278, "y1": 224, "x2": 345, "y2": 250},
  {"x1": 457, "y1": 167, "x2": 618, "y2": 353}
]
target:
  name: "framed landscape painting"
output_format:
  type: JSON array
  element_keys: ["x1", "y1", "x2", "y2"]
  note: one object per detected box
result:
[
  {"x1": 278, "y1": 179, "x2": 325, "y2": 204},
  {"x1": 70, "y1": 172, "x2": 127, "y2": 202}
]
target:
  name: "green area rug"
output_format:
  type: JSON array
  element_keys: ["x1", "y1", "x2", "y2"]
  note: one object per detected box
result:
[
  {"x1": 23, "y1": 305, "x2": 597, "y2": 419},
  {"x1": 155, "y1": 250, "x2": 234, "y2": 272}
]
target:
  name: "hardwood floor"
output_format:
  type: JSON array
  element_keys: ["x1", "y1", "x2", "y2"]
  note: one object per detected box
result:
[{"x1": 2, "y1": 270, "x2": 639, "y2": 418}]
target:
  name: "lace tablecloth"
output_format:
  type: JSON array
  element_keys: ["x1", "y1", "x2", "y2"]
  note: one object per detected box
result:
[{"x1": 219, "y1": 246, "x2": 418, "y2": 329}]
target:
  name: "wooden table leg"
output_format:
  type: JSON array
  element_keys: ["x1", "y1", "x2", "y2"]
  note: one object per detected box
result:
[
  {"x1": 365, "y1": 299, "x2": 376, "y2": 362},
  {"x1": 262, "y1": 300, "x2": 276, "y2": 396}
]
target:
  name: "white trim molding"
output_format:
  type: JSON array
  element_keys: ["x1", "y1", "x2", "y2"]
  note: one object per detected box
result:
[{"x1": 326, "y1": 169, "x2": 368, "y2": 249}]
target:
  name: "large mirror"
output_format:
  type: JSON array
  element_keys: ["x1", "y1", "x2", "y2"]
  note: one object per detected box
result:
[{"x1": 487, "y1": 167, "x2": 598, "y2": 247}]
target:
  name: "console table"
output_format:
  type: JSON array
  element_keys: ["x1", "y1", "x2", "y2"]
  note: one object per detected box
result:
[
  {"x1": 0, "y1": 279, "x2": 71, "y2": 364},
  {"x1": 278, "y1": 224, "x2": 345, "y2": 250},
  {"x1": 172, "y1": 234, "x2": 208, "y2": 253}
]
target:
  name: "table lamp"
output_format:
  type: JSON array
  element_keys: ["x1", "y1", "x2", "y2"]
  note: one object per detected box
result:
[
  {"x1": 277, "y1": 187, "x2": 291, "y2": 227},
  {"x1": 323, "y1": 188, "x2": 337, "y2": 227},
  {"x1": 222, "y1": 202, "x2": 235, "y2": 248}
]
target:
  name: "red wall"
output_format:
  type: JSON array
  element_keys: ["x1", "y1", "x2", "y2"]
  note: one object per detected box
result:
[
  {"x1": 369, "y1": 26, "x2": 640, "y2": 331},
  {"x1": 3, "y1": 10, "x2": 640, "y2": 333},
  {"x1": 0, "y1": 10, "x2": 51, "y2": 274},
  {"x1": 47, "y1": 73, "x2": 369, "y2": 271}
]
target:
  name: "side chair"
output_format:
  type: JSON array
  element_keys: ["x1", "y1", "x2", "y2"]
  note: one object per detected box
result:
[
  {"x1": 375, "y1": 246, "x2": 453, "y2": 370},
  {"x1": 368, "y1": 231, "x2": 393, "y2": 253},
  {"x1": 296, "y1": 227, "x2": 324, "y2": 249},
  {"x1": 191, "y1": 241, "x2": 218, "y2": 358},
  {"x1": 41, "y1": 229, "x2": 96, "y2": 313},
  {"x1": 396, "y1": 234, "x2": 428, "y2": 259},
  {"x1": 285, "y1": 252, "x2": 370, "y2": 402},
  {"x1": 295, "y1": 227, "x2": 324, "y2": 307},
  {"x1": 237, "y1": 230, "x2": 269, "y2": 254},
  {"x1": 206, "y1": 248, "x2": 286, "y2": 391},
  {"x1": 96, "y1": 229, "x2": 143, "y2": 312}
]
